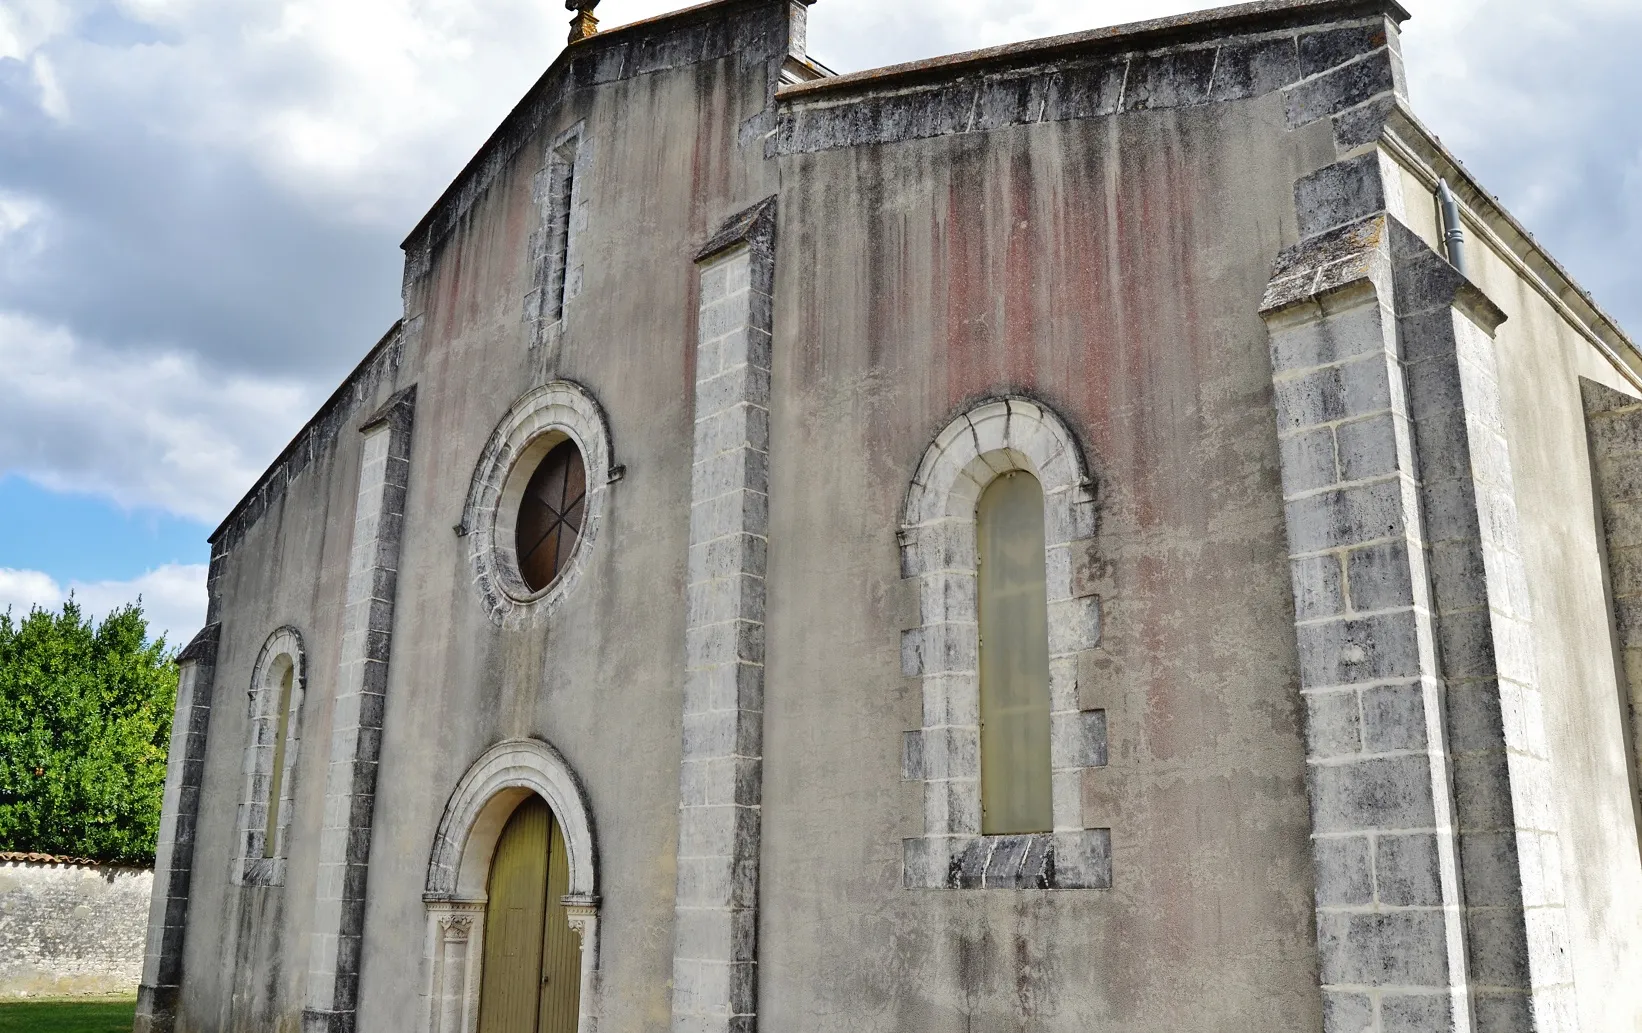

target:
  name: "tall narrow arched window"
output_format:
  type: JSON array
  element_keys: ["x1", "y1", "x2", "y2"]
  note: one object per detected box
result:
[
  {"x1": 901, "y1": 398, "x2": 1109, "y2": 890},
  {"x1": 975, "y1": 470, "x2": 1053, "y2": 835},
  {"x1": 263, "y1": 657, "x2": 296, "y2": 858},
  {"x1": 238, "y1": 627, "x2": 306, "y2": 885}
]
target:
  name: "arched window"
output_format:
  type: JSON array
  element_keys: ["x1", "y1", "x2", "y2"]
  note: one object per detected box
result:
[
  {"x1": 976, "y1": 470, "x2": 1053, "y2": 835},
  {"x1": 900, "y1": 398, "x2": 1110, "y2": 890},
  {"x1": 238, "y1": 627, "x2": 306, "y2": 884},
  {"x1": 263, "y1": 656, "x2": 297, "y2": 857}
]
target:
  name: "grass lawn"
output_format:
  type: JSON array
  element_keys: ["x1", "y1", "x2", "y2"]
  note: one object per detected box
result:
[{"x1": 0, "y1": 997, "x2": 136, "y2": 1033}]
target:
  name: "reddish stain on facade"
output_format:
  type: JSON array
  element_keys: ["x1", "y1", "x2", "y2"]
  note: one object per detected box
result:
[
  {"x1": 684, "y1": 66, "x2": 738, "y2": 395},
  {"x1": 1002, "y1": 144, "x2": 1041, "y2": 392},
  {"x1": 941, "y1": 154, "x2": 992, "y2": 411}
]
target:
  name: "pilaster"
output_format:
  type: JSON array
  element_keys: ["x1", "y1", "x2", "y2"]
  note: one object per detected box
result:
[
  {"x1": 134, "y1": 621, "x2": 221, "y2": 1033},
  {"x1": 1581, "y1": 378, "x2": 1642, "y2": 828},
  {"x1": 1390, "y1": 222, "x2": 1575, "y2": 1032},
  {"x1": 303, "y1": 386, "x2": 417, "y2": 1033},
  {"x1": 670, "y1": 197, "x2": 776, "y2": 1033}
]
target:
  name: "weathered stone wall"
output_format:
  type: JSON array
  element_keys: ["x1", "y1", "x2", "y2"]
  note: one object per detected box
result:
[
  {"x1": 1467, "y1": 218, "x2": 1642, "y2": 1033},
  {"x1": 149, "y1": 332, "x2": 406, "y2": 1033},
  {"x1": 1253, "y1": 84, "x2": 1642, "y2": 1030},
  {"x1": 161, "y1": 4, "x2": 800, "y2": 1032},
  {"x1": 140, "y1": 1, "x2": 1642, "y2": 1032},
  {"x1": 0, "y1": 856, "x2": 152, "y2": 997},
  {"x1": 755, "y1": 5, "x2": 1416, "y2": 1027},
  {"x1": 1582, "y1": 378, "x2": 1642, "y2": 783},
  {"x1": 1386, "y1": 122, "x2": 1642, "y2": 1029},
  {"x1": 762, "y1": 85, "x2": 1334, "y2": 1033}
]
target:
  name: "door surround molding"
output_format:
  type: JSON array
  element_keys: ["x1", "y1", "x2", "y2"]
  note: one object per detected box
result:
[{"x1": 422, "y1": 738, "x2": 600, "y2": 1033}]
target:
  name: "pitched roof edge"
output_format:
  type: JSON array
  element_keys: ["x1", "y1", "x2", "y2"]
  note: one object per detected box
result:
[
  {"x1": 777, "y1": 0, "x2": 1408, "y2": 101},
  {"x1": 208, "y1": 321, "x2": 405, "y2": 548},
  {"x1": 400, "y1": 0, "x2": 774, "y2": 254},
  {"x1": 1379, "y1": 104, "x2": 1641, "y2": 382}
]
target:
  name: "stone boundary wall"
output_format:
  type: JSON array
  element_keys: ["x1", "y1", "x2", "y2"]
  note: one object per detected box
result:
[{"x1": 0, "y1": 854, "x2": 153, "y2": 997}]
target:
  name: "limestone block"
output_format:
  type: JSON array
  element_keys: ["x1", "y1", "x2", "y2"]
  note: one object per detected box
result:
[
  {"x1": 1283, "y1": 48, "x2": 1400, "y2": 129},
  {"x1": 1294, "y1": 152, "x2": 1392, "y2": 239},
  {"x1": 1375, "y1": 834, "x2": 1443, "y2": 907},
  {"x1": 1359, "y1": 682, "x2": 1428, "y2": 753},
  {"x1": 1316, "y1": 910, "x2": 1450, "y2": 987},
  {"x1": 1297, "y1": 610, "x2": 1425, "y2": 687},
  {"x1": 1308, "y1": 755, "x2": 1437, "y2": 833},
  {"x1": 1305, "y1": 689, "x2": 1362, "y2": 759},
  {"x1": 1311, "y1": 835, "x2": 1374, "y2": 906},
  {"x1": 1284, "y1": 479, "x2": 1409, "y2": 556}
]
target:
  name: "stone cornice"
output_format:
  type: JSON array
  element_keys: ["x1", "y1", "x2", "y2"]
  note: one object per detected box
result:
[{"x1": 777, "y1": 0, "x2": 1406, "y2": 102}]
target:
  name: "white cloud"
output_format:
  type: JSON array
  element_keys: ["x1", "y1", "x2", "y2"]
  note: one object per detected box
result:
[
  {"x1": 18, "y1": 2, "x2": 1207, "y2": 228},
  {"x1": 0, "y1": 311, "x2": 318, "y2": 521},
  {"x1": 23, "y1": 0, "x2": 1628, "y2": 237},
  {"x1": 1397, "y1": 0, "x2": 1641, "y2": 315},
  {"x1": 0, "y1": 0, "x2": 71, "y2": 62},
  {"x1": 0, "y1": 563, "x2": 208, "y2": 649},
  {"x1": 0, "y1": 568, "x2": 60, "y2": 607},
  {"x1": 0, "y1": 190, "x2": 49, "y2": 264},
  {"x1": 804, "y1": 0, "x2": 1200, "y2": 66},
  {"x1": 33, "y1": 0, "x2": 574, "y2": 225},
  {"x1": 29, "y1": 52, "x2": 69, "y2": 121},
  {"x1": 0, "y1": 0, "x2": 1634, "y2": 540}
]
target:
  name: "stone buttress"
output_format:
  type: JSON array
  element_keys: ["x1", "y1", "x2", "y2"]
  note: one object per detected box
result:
[{"x1": 1260, "y1": 48, "x2": 1579, "y2": 1030}]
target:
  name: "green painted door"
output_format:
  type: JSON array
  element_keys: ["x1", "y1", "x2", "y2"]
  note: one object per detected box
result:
[
  {"x1": 477, "y1": 796, "x2": 581, "y2": 1033},
  {"x1": 538, "y1": 816, "x2": 581, "y2": 1033}
]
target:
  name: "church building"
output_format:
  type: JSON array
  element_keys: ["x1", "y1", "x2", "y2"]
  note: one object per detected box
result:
[{"x1": 134, "y1": 1, "x2": 1642, "y2": 1031}]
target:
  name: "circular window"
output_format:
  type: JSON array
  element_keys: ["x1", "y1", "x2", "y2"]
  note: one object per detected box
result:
[
  {"x1": 462, "y1": 381, "x2": 611, "y2": 625},
  {"x1": 515, "y1": 439, "x2": 587, "y2": 593}
]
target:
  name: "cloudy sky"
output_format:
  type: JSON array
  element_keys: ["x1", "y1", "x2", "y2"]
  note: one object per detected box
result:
[{"x1": 0, "y1": 0, "x2": 1637, "y2": 646}]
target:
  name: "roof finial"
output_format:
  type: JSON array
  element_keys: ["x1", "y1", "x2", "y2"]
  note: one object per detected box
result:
[{"x1": 566, "y1": 0, "x2": 599, "y2": 44}]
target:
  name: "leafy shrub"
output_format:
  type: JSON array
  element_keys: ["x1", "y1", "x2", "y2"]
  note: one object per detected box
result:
[{"x1": 0, "y1": 600, "x2": 177, "y2": 865}]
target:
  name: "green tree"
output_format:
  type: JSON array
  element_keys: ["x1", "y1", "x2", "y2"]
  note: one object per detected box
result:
[{"x1": 0, "y1": 599, "x2": 177, "y2": 865}]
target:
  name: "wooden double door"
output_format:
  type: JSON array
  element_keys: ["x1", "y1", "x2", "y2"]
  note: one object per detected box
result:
[{"x1": 477, "y1": 797, "x2": 581, "y2": 1033}]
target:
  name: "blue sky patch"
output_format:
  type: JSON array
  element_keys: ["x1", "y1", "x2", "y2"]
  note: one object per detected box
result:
[{"x1": 0, "y1": 476, "x2": 211, "y2": 583}]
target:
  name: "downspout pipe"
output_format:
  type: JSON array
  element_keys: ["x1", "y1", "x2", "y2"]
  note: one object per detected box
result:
[{"x1": 1438, "y1": 179, "x2": 1468, "y2": 278}]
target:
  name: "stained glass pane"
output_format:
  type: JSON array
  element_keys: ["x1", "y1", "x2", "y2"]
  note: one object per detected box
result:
[
  {"x1": 264, "y1": 663, "x2": 295, "y2": 858},
  {"x1": 516, "y1": 440, "x2": 588, "y2": 593},
  {"x1": 976, "y1": 470, "x2": 1053, "y2": 835},
  {"x1": 563, "y1": 453, "x2": 586, "y2": 509}
]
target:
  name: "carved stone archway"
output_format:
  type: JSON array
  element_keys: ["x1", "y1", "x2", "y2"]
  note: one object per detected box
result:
[
  {"x1": 899, "y1": 397, "x2": 1112, "y2": 889},
  {"x1": 421, "y1": 739, "x2": 599, "y2": 1033}
]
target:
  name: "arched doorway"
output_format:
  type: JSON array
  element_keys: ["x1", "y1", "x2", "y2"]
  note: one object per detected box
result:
[
  {"x1": 421, "y1": 739, "x2": 599, "y2": 1033},
  {"x1": 477, "y1": 797, "x2": 581, "y2": 1033}
]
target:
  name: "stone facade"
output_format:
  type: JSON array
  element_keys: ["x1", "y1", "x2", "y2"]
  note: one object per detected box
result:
[
  {"x1": 1584, "y1": 380, "x2": 1642, "y2": 800},
  {"x1": 0, "y1": 856, "x2": 152, "y2": 998},
  {"x1": 137, "y1": 2, "x2": 1642, "y2": 1033},
  {"x1": 302, "y1": 386, "x2": 416, "y2": 1033}
]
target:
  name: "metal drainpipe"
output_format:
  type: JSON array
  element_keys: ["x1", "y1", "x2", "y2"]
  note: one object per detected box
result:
[{"x1": 1437, "y1": 179, "x2": 1469, "y2": 278}]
